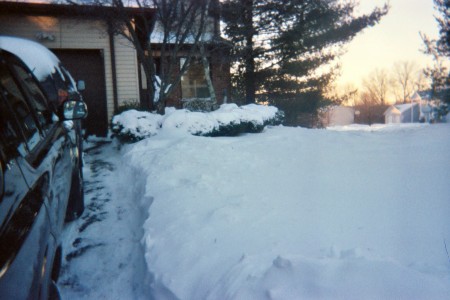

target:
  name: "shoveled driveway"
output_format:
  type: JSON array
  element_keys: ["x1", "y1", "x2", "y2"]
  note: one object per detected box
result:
[{"x1": 57, "y1": 140, "x2": 153, "y2": 300}]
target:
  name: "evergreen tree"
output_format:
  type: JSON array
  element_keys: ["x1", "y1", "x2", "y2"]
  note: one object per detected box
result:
[
  {"x1": 434, "y1": 0, "x2": 450, "y2": 58},
  {"x1": 422, "y1": 0, "x2": 450, "y2": 107},
  {"x1": 222, "y1": 0, "x2": 388, "y2": 126}
]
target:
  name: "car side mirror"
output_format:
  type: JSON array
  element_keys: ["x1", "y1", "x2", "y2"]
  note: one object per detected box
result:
[
  {"x1": 77, "y1": 80, "x2": 86, "y2": 91},
  {"x1": 62, "y1": 100, "x2": 88, "y2": 120}
]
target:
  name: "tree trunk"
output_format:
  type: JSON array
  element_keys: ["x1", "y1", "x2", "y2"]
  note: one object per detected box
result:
[
  {"x1": 199, "y1": 42, "x2": 217, "y2": 105},
  {"x1": 243, "y1": 0, "x2": 255, "y2": 104}
]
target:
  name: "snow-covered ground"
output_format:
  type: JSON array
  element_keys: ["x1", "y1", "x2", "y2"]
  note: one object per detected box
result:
[
  {"x1": 58, "y1": 142, "x2": 152, "y2": 299},
  {"x1": 60, "y1": 122, "x2": 450, "y2": 299}
]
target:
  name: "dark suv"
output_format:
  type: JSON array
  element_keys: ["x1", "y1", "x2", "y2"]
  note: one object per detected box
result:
[{"x1": 0, "y1": 37, "x2": 87, "y2": 299}]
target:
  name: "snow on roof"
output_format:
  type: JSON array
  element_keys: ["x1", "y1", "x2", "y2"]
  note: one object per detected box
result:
[
  {"x1": 0, "y1": 36, "x2": 63, "y2": 81},
  {"x1": 150, "y1": 20, "x2": 214, "y2": 44},
  {"x1": 410, "y1": 91, "x2": 422, "y2": 101},
  {"x1": 394, "y1": 102, "x2": 418, "y2": 113},
  {"x1": 383, "y1": 106, "x2": 399, "y2": 115}
]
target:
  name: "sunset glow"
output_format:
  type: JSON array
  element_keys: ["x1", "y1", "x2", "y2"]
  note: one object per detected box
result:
[{"x1": 337, "y1": 0, "x2": 439, "y2": 90}]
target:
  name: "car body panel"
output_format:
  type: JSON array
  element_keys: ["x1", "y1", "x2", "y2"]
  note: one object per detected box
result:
[{"x1": 0, "y1": 36, "x2": 86, "y2": 299}]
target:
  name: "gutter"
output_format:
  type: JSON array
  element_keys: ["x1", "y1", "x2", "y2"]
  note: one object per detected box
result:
[{"x1": 108, "y1": 22, "x2": 119, "y2": 113}]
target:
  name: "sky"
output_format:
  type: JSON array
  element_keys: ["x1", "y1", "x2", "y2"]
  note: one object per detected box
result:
[{"x1": 337, "y1": 0, "x2": 440, "y2": 90}]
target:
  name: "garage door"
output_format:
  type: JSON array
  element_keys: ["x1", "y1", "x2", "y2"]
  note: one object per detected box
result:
[{"x1": 52, "y1": 49, "x2": 108, "y2": 137}]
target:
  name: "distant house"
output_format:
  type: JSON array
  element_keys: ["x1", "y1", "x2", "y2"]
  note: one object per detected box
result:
[
  {"x1": 320, "y1": 106, "x2": 355, "y2": 127},
  {"x1": 0, "y1": 1, "x2": 230, "y2": 136},
  {"x1": 384, "y1": 103, "x2": 420, "y2": 124},
  {"x1": 384, "y1": 90, "x2": 441, "y2": 124},
  {"x1": 411, "y1": 91, "x2": 434, "y2": 122}
]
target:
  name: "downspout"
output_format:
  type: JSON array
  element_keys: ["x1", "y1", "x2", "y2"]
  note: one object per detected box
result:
[{"x1": 108, "y1": 21, "x2": 119, "y2": 113}]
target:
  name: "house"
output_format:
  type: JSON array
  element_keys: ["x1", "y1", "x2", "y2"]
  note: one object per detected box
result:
[
  {"x1": 410, "y1": 91, "x2": 434, "y2": 122},
  {"x1": 148, "y1": 1, "x2": 231, "y2": 110},
  {"x1": 0, "y1": 1, "x2": 230, "y2": 136},
  {"x1": 320, "y1": 106, "x2": 355, "y2": 127},
  {"x1": 384, "y1": 102, "x2": 420, "y2": 124},
  {"x1": 384, "y1": 89, "x2": 443, "y2": 124},
  {"x1": 0, "y1": 1, "x2": 154, "y2": 136}
]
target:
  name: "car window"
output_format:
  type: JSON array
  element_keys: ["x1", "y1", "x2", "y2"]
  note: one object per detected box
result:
[
  {"x1": 0, "y1": 60, "x2": 41, "y2": 155},
  {"x1": 0, "y1": 89, "x2": 27, "y2": 160},
  {"x1": 60, "y1": 66, "x2": 78, "y2": 92},
  {"x1": 11, "y1": 62, "x2": 51, "y2": 130},
  {"x1": 36, "y1": 64, "x2": 75, "y2": 109}
]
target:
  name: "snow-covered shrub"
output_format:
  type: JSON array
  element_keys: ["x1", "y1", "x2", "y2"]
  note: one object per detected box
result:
[
  {"x1": 162, "y1": 109, "x2": 219, "y2": 136},
  {"x1": 205, "y1": 104, "x2": 284, "y2": 136},
  {"x1": 111, "y1": 104, "x2": 284, "y2": 143},
  {"x1": 111, "y1": 109, "x2": 163, "y2": 143},
  {"x1": 182, "y1": 98, "x2": 218, "y2": 112},
  {"x1": 163, "y1": 104, "x2": 284, "y2": 137}
]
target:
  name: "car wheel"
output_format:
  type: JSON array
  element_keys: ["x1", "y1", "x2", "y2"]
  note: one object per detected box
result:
[{"x1": 65, "y1": 165, "x2": 85, "y2": 222}]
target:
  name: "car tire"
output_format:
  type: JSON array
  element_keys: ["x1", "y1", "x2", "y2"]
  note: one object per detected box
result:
[{"x1": 65, "y1": 165, "x2": 85, "y2": 222}]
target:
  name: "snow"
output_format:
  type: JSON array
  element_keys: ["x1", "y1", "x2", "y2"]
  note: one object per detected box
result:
[
  {"x1": 0, "y1": 36, "x2": 64, "y2": 81},
  {"x1": 394, "y1": 102, "x2": 419, "y2": 113},
  {"x1": 60, "y1": 120, "x2": 450, "y2": 299},
  {"x1": 58, "y1": 141, "x2": 152, "y2": 299},
  {"x1": 150, "y1": 21, "x2": 214, "y2": 44},
  {"x1": 111, "y1": 104, "x2": 281, "y2": 138},
  {"x1": 112, "y1": 110, "x2": 163, "y2": 139},
  {"x1": 118, "y1": 122, "x2": 450, "y2": 299},
  {"x1": 154, "y1": 76, "x2": 161, "y2": 103},
  {"x1": 327, "y1": 123, "x2": 427, "y2": 132}
]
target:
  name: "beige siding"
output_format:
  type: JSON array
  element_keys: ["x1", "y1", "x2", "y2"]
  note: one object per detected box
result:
[
  {"x1": 0, "y1": 15, "x2": 140, "y2": 121},
  {"x1": 114, "y1": 35, "x2": 140, "y2": 109}
]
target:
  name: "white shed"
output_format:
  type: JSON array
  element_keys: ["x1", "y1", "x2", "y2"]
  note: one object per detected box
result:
[{"x1": 321, "y1": 106, "x2": 355, "y2": 127}]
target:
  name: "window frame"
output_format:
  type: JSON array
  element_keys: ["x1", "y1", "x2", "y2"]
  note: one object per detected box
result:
[
  {"x1": 8, "y1": 57, "x2": 52, "y2": 132},
  {"x1": 180, "y1": 57, "x2": 211, "y2": 99}
]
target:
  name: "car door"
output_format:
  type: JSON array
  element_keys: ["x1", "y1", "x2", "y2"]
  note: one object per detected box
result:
[
  {"x1": 0, "y1": 52, "x2": 73, "y2": 299},
  {"x1": 0, "y1": 57, "x2": 55, "y2": 299},
  {"x1": 8, "y1": 54, "x2": 74, "y2": 232}
]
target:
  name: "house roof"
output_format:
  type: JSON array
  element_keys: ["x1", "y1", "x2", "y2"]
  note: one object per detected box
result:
[
  {"x1": 395, "y1": 103, "x2": 418, "y2": 113},
  {"x1": 150, "y1": 20, "x2": 216, "y2": 44},
  {"x1": 383, "y1": 106, "x2": 400, "y2": 116},
  {"x1": 384, "y1": 103, "x2": 418, "y2": 115},
  {"x1": 0, "y1": 1, "x2": 155, "y2": 19},
  {"x1": 410, "y1": 91, "x2": 422, "y2": 101},
  {"x1": 418, "y1": 90, "x2": 433, "y2": 100}
]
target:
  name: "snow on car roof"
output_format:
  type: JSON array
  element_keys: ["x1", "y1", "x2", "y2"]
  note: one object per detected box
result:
[{"x1": 0, "y1": 36, "x2": 64, "y2": 81}]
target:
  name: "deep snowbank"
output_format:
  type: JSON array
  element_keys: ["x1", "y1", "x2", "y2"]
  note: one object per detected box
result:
[{"x1": 123, "y1": 123, "x2": 450, "y2": 299}]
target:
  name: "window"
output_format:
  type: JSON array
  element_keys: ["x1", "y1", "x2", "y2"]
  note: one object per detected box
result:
[
  {"x1": 180, "y1": 58, "x2": 210, "y2": 99},
  {"x1": 0, "y1": 94, "x2": 24, "y2": 160},
  {"x1": 0, "y1": 60, "x2": 42, "y2": 154},
  {"x1": 11, "y1": 63, "x2": 51, "y2": 129}
]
